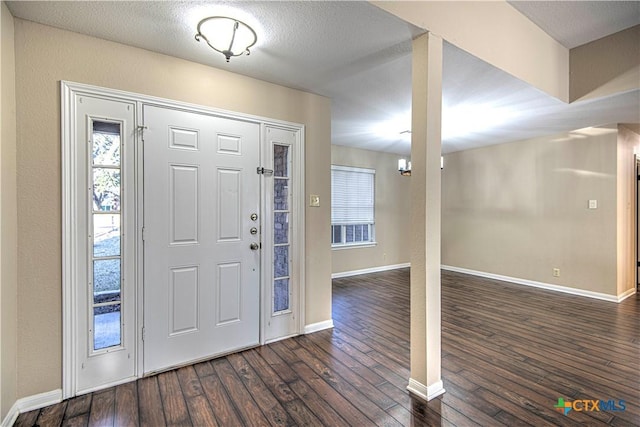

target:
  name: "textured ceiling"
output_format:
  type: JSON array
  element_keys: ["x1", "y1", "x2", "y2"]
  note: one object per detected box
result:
[
  {"x1": 509, "y1": 0, "x2": 640, "y2": 48},
  {"x1": 6, "y1": 1, "x2": 640, "y2": 155}
]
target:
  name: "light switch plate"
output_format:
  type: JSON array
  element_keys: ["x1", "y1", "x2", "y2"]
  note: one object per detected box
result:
[
  {"x1": 588, "y1": 199, "x2": 598, "y2": 209},
  {"x1": 310, "y1": 194, "x2": 320, "y2": 207}
]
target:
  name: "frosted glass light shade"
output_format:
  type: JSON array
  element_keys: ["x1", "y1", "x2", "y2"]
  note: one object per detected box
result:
[{"x1": 195, "y1": 16, "x2": 257, "y2": 62}]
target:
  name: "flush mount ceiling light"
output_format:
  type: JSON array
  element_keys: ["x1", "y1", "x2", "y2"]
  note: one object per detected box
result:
[{"x1": 195, "y1": 16, "x2": 257, "y2": 62}]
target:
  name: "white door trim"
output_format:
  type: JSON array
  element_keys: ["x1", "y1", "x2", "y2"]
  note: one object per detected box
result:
[
  {"x1": 61, "y1": 81, "x2": 78, "y2": 399},
  {"x1": 62, "y1": 81, "x2": 305, "y2": 398}
]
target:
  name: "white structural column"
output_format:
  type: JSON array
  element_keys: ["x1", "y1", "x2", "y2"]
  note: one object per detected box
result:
[{"x1": 407, "y1": 32, "x2": 445, "y2": 401}]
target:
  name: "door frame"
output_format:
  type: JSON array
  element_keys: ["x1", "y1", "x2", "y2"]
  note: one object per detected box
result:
[{"x1": 62, "y1": 81, "x2": 305, "y2": 398}]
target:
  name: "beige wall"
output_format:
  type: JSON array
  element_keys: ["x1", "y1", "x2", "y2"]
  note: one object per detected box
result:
[
  {"x1": 330, "y1": 145, "x2": 410, "y2": 274},
  {"x1": 373, "y1": 1, "x2": 569, "y2": 102},
  {"x1": 14, "y1": 19, "x2": 331, "y2": 398},
  {"x1": 442, "y1": 127, "x2": 621, "y2": 296},
  {"x1": 1, "y1": 2, "x2": 18, "y2": 420},
  {"x1": 617, "y1": 125, "x2": 640, "y2": 295},
  {"x1": 570, "y1": 25, "x2": 640, "y2": 102}
]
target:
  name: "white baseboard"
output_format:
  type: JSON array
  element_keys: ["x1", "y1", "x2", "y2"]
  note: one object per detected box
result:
[
  {"x1": 2, "y1": 389, "x2": 62, "y2": 427},
  {"x1": 331, "y1": 262, "x2": 410, "y2": 279},
  {"x1": 617, "y1": 287, "x2": 637, "y2": 302},
  {"x1": 304, "y1": 319, "x2": 334, "y2": 334},
  {"x1": 441, "y1": 265, "x2": 635, "y2": 303},
  {"x1": 407, "y1": 378, "x2": 445, "y2": 401},
  {"x1": 1, "y1": 404, "x2": 19, "y2": 427}
]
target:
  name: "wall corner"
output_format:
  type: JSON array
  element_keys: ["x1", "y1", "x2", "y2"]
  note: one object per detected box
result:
[{"x1": 1, "y1": 0, "x2": 19, "y2": 421}]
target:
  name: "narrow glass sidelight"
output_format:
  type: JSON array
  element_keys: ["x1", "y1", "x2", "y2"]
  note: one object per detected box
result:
[
  {"x1": 90, "y1": 120, "x2": 123, "y2": 351},
  {"x1": 274, "y1": 278, "x2": 290, "y2": 313},
  {"x1": 273, "y1": 144, "x2": 291, "y2": 314}
]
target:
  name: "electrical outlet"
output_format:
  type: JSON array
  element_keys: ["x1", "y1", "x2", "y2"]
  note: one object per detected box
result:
[{"x1": 553, "y1": 268, "x2": 560, "y2": 277}]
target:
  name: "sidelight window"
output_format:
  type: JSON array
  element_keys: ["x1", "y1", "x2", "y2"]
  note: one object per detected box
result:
[
  {"x1": 90, "y1": 120, "x2": 123, "y2": 351},
  {"x1": 273, "y1": 144, "x2": 291, "y2": 313}
]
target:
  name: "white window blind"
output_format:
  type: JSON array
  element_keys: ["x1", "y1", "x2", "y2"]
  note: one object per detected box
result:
[{"x1": 331, "y1": 165, "x2": 375, "y2": 225}]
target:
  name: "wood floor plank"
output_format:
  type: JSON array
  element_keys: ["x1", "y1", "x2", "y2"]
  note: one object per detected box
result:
[
  {"x1": 313, "y1": 329, "x2": 379, "y2": 368},
  {"x1": 294, "y1": 335, "x2": 397, "y2": 412},
  {"x1": 35, "y1": 401, "x2": 67, "y2": 427},
  {"x1": 253, "y1": 345, "x2": 299, "y2": 384},
  {"x1": 226, "y1": 352, "x2": 293, "y2": 426},
  {"x1": 241, "y1": 349, "x2": 297, "y2": 404},
  {"x1": 61, "y1": 414, "x2": 88, "y2": 427},
  {"x1": 87, "y1": 389, "x2": 114, "y2": 427},
  {"x1": 249, "y1": 344, "x2": 351, "y2": 427},
  {"x1": 269, "y1": 340, "x2": 370, "y2": 426},
  {"x1": 302, "y1": 332, "x2": 386, "y2": 386},
  {"x1": 281, "y1": 399, "x2": 322, "y2": 426},
  {"x1": 287, "y1": 379, "x2": 351, "y2": 427},
  {"x1": 284, "y1": 359, "x2": 373, "y2": 427},
  {"x1": 183, "y1": 395, "x2": 218, "y2": 427},
  {"x1": 114, "y1": 381, "x2": 139, "y2": 427},
  {"x1": 176, "y1": 366, "x2": 204, "y2": 399},
  {"x1": 157, "y1": 371, "x2": 191, "y2": 427},
  {"x1": 392, "y1": 395, "x2": 447, "y2": 427},
  {"x1": 198, "y1": 372, "x2": 243, "y2": 427},
  {"x1": 20, "y1": 268, "x2": 638, "y2": 427},
  {"x1": 331, "y1": 319, "x2": 410, "y2": 367},
  {"x1": 211, "y1": 358, "x2": 268, "y2": 426},
  {"x1": 14, "y1": 409, "x2": 40, "y2": 427},
  {"x1": 137, "y1": 376, "x2": 167, "y2": 427},
  {"x1": 443, "y1": 380, "x2": 500, "y2": 417},
  {"x1": 193, "y1": 361, "x2": 215, "y2": 378},
  {"x1": 64, "y1": 394, "x2": 92, "y2": 420}
]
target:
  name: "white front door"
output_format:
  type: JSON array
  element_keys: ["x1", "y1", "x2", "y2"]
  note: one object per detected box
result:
[{"x1": 143, "y1": 105, "x2": 261, "y2": 374}]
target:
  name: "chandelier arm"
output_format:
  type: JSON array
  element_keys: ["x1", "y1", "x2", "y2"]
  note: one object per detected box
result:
[{"x1": 228, "y1": 21, "x2": 239, "y2": 55}]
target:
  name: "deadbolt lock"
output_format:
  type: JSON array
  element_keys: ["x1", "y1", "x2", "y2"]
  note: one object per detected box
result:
[
  {"x1": 250, "y1": 227, "x2": 258, "y2": 235},
  {"x1": 250, "y1": 213, "x2": 258, "y2": 221}
]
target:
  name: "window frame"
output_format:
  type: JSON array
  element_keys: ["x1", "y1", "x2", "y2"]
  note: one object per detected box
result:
[
  {"x1": 89, "y1": 119, "x2": 125, "y2": 354},
  {"x1": 330, "y1": 165, "x2": 376, "y2": 249}
]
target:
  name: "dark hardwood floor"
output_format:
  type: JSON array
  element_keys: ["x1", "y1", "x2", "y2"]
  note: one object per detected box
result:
[{"x1": 15, "y1": 269, "x2": 640, "y2": 426}]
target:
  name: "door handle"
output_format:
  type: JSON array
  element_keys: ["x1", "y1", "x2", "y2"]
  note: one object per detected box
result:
[{"x1": 250, "y1": 242, "x2": 260, "y2": 251}]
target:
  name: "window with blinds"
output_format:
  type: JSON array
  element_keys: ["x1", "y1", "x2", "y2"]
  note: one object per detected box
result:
[{"x1": 331, "y1": 165, "x2": 375, "y2": 247}]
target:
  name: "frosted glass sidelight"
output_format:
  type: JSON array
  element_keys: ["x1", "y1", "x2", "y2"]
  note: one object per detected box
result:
[
  {"x1": 274, "y1": 279, "x2": 290, "y2": 312},
  {"x1": 274, "y1": 179, "x2": 288, "y2": 210},
  {"x1": 274, "y1": 144, "x2": 289, "y2": 177},
  {"x1": 274, "y1": 213, "x2": 289, "y2": 244},
  {"x1": 274, "y1": 246, "x2": 289, "y2": 278}
]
